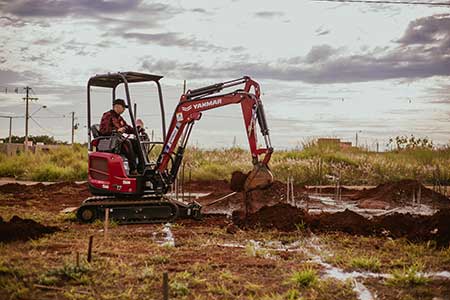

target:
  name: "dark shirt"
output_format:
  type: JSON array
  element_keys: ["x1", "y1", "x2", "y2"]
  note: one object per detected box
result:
[{"x1": 99, "y1": 110, "x2": 133, "y2": 136}]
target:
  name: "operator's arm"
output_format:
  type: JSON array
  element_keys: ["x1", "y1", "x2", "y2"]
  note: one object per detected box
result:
[{"x1": 115, "y1": 116, "x2": 134, "y2": 134}]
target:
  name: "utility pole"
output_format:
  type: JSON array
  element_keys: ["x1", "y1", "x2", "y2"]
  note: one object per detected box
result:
[
  {"x1": 183, "y1": 80, "x2": 186, "y2": 94},
  {"x1": 23, "y1": 86, "x2": 38, "y2": 151},
  {"x1": 71, "y1": 112, "x2": 75, "y2": 144},
  {"x1": 8, "y1": 117, "x2": 12, "y2": 144}
]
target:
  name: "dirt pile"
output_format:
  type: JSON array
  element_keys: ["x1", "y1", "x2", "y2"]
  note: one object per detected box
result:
[
  {"x1": 0, "y1": 182, "x2": 89, "y2": 211},
  {"x1": 308, "y1": 210, "x2": 373, "y2": 235},
  {"x1": 233, "y1": 204, "x2": 450, "y2": 246},
  {"x1": 0, "y1": 216, "x2": 59, "y2": 243},
  {"x1": 351, "y1": 179, "x2": 449, "y2": 209},
  {"x1": 243, "y1": 180, "x2": 307, "y2": 214},
  {"x1": 201, "y1": 176, "x2": 306, "y2": 214},
  {"x1": 233, "y1": 203, "x2": 308, "y2": 231}
]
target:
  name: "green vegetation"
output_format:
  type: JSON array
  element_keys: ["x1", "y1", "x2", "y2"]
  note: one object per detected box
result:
[
  {"x1": 386, "y1": 265, "x2": 430, "y2": 287},
  {"x1": 350, "y1": 256, "x2": 381, "y2": 272},
  {"x1": 0, "y1": 144, "x2": 87, "y2": 181},
  {"x1": 1, "y1": 140, "x2": 450, "y2": 185},
  {"x1": 288, "y1": 268, "x2": 318, "y2": 288}
]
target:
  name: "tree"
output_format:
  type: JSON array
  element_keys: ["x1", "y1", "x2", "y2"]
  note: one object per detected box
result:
[{"x1": 1, "y1": 135, "x2": 67, "y2": 145}]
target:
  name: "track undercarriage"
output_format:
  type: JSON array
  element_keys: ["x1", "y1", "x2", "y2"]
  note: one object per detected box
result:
[{"x1": 77, "y1": 195, "x2": 202, "y2": 224}]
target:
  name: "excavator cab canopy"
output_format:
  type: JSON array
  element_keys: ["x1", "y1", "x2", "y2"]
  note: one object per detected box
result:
[
  {"x1": 88, "y1": 72, "x2": 163, "y2": 88},
  {"x1": 87, "y1": 72, "x2": 167, "y2": 167}
]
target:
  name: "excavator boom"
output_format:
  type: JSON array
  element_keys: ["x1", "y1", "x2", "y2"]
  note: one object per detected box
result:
[{"x1": 156, "y1": 76, "x2": 274, "y2": 191}]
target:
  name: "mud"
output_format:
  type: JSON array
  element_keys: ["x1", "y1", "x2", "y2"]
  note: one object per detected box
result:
[
  {"x1": 1, "y1": 179, "x2": 449, "y2": 245},
  {"x1": 230, "y1": 171, "x2": 248, "y2": 192},
  {"x1": 0, "y1": 216, "x2": 59, "y2": 243},
  {"x1": 351, "y1": 179, "x2": 450, "y2": 209},
  {"x1": 0, "y1": 182, "x2": 90, "y2": 212},
  {"x1": 232, "y1": 203, "x2": 308, "y2": 231},
  {"x1": 234, "y1": 203, "x2": 450, "y2": 246}
]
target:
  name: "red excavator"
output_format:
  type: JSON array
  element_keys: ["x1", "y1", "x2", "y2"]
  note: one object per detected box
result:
[{"x1": 77, "y1": 72, "x2": 273, "y2": 223}]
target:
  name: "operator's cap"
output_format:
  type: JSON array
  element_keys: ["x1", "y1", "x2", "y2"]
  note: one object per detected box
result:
[{"x1": 113, "y1": 98, "x2": 128, "y2": 108}]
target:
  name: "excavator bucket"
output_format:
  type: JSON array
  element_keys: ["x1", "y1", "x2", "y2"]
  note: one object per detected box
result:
[{"x1": 244, "y1": 163, "x2": 274, "y2": 192}]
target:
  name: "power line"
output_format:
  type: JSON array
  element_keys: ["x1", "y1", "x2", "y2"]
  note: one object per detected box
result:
[
  {"x1": 313, "y1": 0, "x2": 450, "y2": 6},
  {"x1": 29, "y1": 117, "x2": 59, "y2": 137}
]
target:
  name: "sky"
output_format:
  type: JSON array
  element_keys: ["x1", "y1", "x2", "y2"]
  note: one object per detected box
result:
[{"x1": 0, "y1": 0, "x2": 449, "y2": 150}]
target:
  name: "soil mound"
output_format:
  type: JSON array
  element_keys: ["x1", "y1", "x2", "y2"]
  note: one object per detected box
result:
[
  {"x1": 0, "y1": 216, "x2": 59, "y2": 243},
  {"x1": 243, "y1": 180, "x2": 306, "y2": 214},
  {"x1": 233, "y1": 204, "x2": 450, "y2": 246},
  {"x1": 373, "y1": 209, "x2": 450, "y2": 246},
  {"x1": 351, "y1": 180, "x2": 449, "y2": 208},
  {"x1": 309, "y1": 209, "x2": 373, "y2": 235},
  {"x1": 232, "y1": 203, "x2": 308, "y2": 231}
]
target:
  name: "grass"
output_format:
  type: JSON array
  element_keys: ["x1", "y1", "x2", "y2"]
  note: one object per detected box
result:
[
  {"x1": 0, "y1": 204, "x2": 448, "y2": 299},
  {"x1": 386, "y1": 265, "x2": 430, "y2": 287},
  {"x1": 1, "y1": 141, "x2": 450, "y2": 186},
  {"x1": 288, "y1": 268, "x2": 318, "y2": 288},
  {"x1": 0, "y1": 144, "x2": 87, "y2": 181},
  {"x1": 321, "y1": 233, "x2": 450, "y2": 274},
  {"x1": 350, "y1": 256, "x2": 381, "y2": 272}
]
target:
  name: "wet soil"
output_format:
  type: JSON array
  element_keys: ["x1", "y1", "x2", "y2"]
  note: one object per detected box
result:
[
  {"x1": 0, "y1": 182, "x2": 90, "y2": 212},
  {"x1": 0, "y1": 215, "x2": 59, "y2": 243},
  {"x1": 1, "y1": 179, "x2": 449, "y2": 246},
  {"x1": 234, "y1": 204, "x2": 450, "y2": 246},
  {"x1": 351, "y1": 179, "x2": 450, "y2": 209}
]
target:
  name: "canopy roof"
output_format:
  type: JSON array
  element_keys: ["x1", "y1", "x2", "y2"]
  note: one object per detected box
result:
[{"x1": 88, "y1": 72, "x2": 163, "y2": 88}]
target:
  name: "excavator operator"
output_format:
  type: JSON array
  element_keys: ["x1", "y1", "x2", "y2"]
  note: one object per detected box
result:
[{"x1": 99, "y1": 99, "x2": 140, "y2": 175}]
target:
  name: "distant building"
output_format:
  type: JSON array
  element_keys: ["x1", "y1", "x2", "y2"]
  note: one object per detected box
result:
[{"x1": 317, "y1": 138, "x2": 353, "y2": 149}]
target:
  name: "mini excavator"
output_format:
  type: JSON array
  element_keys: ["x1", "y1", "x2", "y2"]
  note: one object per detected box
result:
[{"x1": 77, "y1": 72, "x2": 273, "y2": 224}]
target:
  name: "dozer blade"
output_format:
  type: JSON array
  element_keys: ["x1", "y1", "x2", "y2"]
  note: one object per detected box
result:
[{"x1": 244, "y1": 163, "x2": 273, "y2": 192}]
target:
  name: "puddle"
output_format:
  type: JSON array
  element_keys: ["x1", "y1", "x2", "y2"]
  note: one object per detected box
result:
[
  {"x1": 216, "y1": 236, "x2": 449, "y2": 300},
  {"x1": 152, "y1": 223, "x2": 175, "y2": 247}
]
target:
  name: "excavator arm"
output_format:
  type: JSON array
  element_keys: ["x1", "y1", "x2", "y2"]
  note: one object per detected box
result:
[{"x1": 156, "y1": 76, "x2": 274, "y2": 191}]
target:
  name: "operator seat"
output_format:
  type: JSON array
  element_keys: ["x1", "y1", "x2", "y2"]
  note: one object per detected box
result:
[
  {"x1": 91, "y1": 124, "x2": 101, "y2": 138},
  {"x1": 90, "y1": 124, "x2": 120, "y2": 153}
]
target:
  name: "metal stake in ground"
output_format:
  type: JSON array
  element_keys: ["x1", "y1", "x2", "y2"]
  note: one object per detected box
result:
[
  {"x1": 163, "y1": 272, "x2": 169, "y2": 300},
  {"x1": 104, "y1": 208, "x2": 110, "y2": 239},
  {"x1": 87, "y1": 235, "x2": 94, "y2": 263}
]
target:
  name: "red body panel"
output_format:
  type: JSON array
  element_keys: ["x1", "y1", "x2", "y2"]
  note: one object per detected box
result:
[
  {"x1": 157, "y1": 77, "x2": 271, "y2": 172},
  {"x1": 88, "y1": 152, "x2": 137, "y2": 194}
]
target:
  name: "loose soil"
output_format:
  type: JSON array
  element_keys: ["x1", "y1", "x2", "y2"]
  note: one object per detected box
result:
[
  {"x1": 1, "y1": 179, "x2": 449, "y2": 299},
  {"x1": 0, "y1": 215, "x2": 59, "y2": 243},
  {"x1": 1, "y1": 179, "x2": 449, "y2": 245},
  {"x1": 351, "y1": 179, "x2": 450, "y2": 209},
  {"x1": 234, "y1": 204, "x2": 450, "y2": 246},
  {"x1": 0, "y1": 181, "x2": 90, "y2": 212}
]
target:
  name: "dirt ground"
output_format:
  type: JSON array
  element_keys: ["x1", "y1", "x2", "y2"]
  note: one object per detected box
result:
[{"x1": 0, "y1": 179, "x2": 449, "y2": 299}]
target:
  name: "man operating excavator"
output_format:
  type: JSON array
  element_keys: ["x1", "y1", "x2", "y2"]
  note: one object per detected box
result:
[{"x1": 99, "y1": 99, "x2": 140, "y2": 175}]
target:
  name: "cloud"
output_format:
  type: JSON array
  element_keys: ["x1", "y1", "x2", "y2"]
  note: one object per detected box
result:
[
  {"x1": 304, "y1": 45, "x2": 336, "y2": 63},
  {"x1": 315, "y1": 26, "x2": 331, "y2": 36},
  {"x1": 397, "y1": 13, "x2": 450, "y2": 46},
  {"x1": 191, "y1": 8, "x2": 208, "y2": 14},
  {"x1": 254, "y1": 11, "x2": 284, "y2": 18},
  {"x1": 1, "y1": 0, "x2": 142, "y2": 17},
  {"x1": 0, "y1": 69, "x2": 39, "y2": 84},
  {"x1": 122, "y1": 32, "x2": 224, "y2": 51},
  {"x1": 225, "y1": 14, "x2": 450, "y2": 83},
  {"x1": 0, "y1": 15, "x2": 27, "y2": 27}
]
